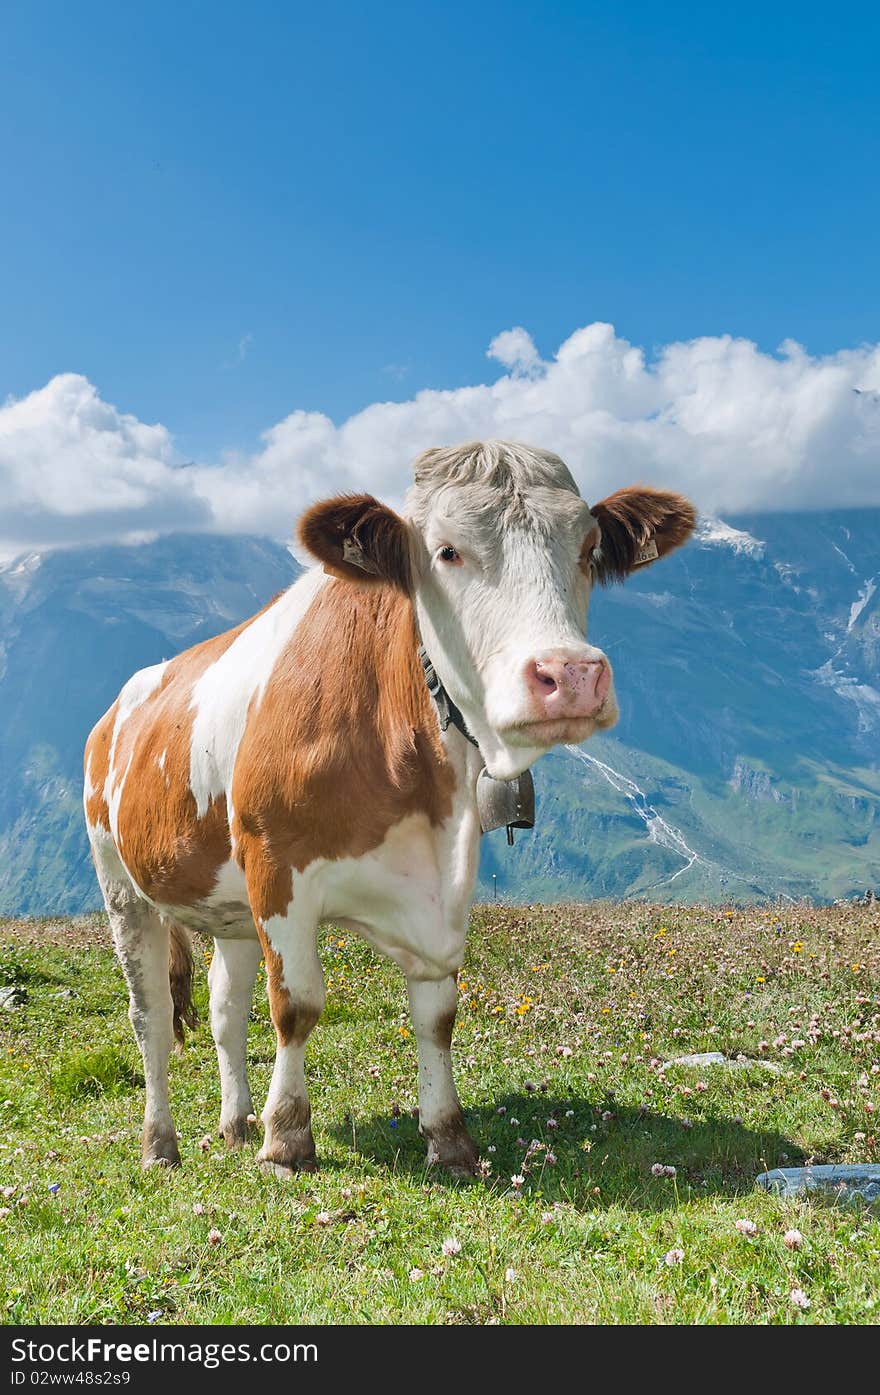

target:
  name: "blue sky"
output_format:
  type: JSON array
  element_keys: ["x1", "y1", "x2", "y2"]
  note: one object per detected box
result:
[{"x1": 2, "y1": 0, "x2": 878, "y2": 467}]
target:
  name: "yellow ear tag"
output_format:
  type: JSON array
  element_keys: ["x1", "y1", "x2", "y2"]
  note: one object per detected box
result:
[{"x1": 633, "y1": 538, "x2": 659, "y2": 566}]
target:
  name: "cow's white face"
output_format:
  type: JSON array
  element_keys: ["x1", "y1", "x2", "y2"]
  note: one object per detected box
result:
[
  {"x1": 299, "y1": 441, "x2": 696, "y2": 780},
  {"x1": 409, "y1": 483, "x2": 612, "y2": 778}
]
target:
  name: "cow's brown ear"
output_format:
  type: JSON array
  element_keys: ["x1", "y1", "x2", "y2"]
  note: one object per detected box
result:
[
  {"x1": 297, "y1": 493, "x2": 412, "y2": 592},
  {"x1": 588, "y1": 487, "x2": 697, "y2": 584}
]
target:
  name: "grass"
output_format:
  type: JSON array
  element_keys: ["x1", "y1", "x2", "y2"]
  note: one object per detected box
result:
[{"x1": 1, "y1": 901, "x2": 879, "y2": 1325}]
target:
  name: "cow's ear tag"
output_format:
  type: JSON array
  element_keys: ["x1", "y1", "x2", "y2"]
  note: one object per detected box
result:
[
  {"x1": 633, "y1": 537, "x2": 659, "y2": 566},
  {"x1": 342, "y1": 535, "x2": 380, "y2": 574}
]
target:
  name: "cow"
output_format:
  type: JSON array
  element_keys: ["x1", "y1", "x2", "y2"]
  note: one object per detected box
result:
[{"x1": 83, "y1": 440, "x2": 695, "y2": 1175}]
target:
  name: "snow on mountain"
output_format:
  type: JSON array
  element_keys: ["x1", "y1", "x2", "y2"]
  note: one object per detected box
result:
[
  {"x1": 695, "y1": 517, "x2": 765, "y2": 558},
  {"x1": 848, "y1": 577, "x2": 877, "y2": 632}
]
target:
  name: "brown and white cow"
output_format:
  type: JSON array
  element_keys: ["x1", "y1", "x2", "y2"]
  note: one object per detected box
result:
[{"x1": 83, "y1": 441, "x2": 695, "y2": 1174}]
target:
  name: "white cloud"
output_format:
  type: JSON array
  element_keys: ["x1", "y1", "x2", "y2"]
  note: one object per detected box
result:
[
  {"x1": 0, "y1": 374, "x2": 210, "y2": 554},
  {"x1": 2, "y1": 323, "x2": 880, "y2": 557},
  {"x1": 486, "y1": 326, "x2": 542, "y2": 376}
]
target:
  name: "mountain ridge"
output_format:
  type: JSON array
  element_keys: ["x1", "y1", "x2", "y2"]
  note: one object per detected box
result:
[{"x1": 1, "y1": 510, "x2": 878, "y2": 913}]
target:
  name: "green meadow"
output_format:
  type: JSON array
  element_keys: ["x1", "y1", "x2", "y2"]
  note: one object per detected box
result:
[{"x1": 1, "y1": 902, "x2": 878, "y2": 1325}]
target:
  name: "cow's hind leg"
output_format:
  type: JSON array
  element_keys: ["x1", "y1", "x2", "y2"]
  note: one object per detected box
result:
[
  {"x1": 407, "y1": 976, "x2": 479, "y2": 1175},
  {"x1": 208, "y1": 938, "x2": 262, "y2": 1146},
  {"x1": 106, "y1": 892, "x2": 181, "y2": 1168},
  {"x1": 252, "y1": 900, "x2": 325, "y2": 1175}
]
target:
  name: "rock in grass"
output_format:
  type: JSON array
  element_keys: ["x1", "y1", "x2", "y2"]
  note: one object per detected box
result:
[
  {"x1": 0, "y1": 986, "x2": 26, "y2": 1011},
  {"x1": 662, "y1": 1051, "x2": 781, "y2": 1073},
  {"x1": 756, "y1": 1165, "x2": 880, "y2": 1205}
]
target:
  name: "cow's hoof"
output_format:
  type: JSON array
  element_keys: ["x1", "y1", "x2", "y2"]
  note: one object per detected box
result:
[
  {"x1": 440, "y1": 1158, "x2": 481, "y2": 1178},
  {"x1": 219, "y1": 1115, "x2": 258, "y2": 1149},
  {"x1": 143, "y1": 1153, "x2": 181, "y2": 1170},
  {"x1": 423, "y1": 1115, "x2": 480, "y2": 1176},
  {"x1": 257, "y1": 1155, "x2": 318, "y2": 1178},
  {"x1": 142, "y1": 1128, "x2": 181, "y2": 1170}
]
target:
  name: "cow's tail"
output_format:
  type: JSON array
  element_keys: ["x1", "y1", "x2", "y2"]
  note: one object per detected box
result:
[{"x1": 168, "y1": 920, "x2": 198, "y2": 1048}]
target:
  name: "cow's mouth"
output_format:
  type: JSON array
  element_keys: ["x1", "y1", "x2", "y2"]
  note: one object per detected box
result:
[{"x1": 504, "y1": 707, "x2": 616, "y2": 747}]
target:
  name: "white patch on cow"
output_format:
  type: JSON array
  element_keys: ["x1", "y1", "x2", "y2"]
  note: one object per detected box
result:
[
  {"x1": 111, "y1": 661, "x2": 169, "y2": 754},
  {"x1": 205, "y1": 857, "x2": 250, "y2": 907},
  {"x1": 108, "y1": 751, "x2": 135, "y2": 844},
  {"x1": 83, "y1": 752, "x2": 96, "y2": 803},
  {"x1": 208, "y1": 939, "x2": 262, "y2": 1136},
  {"x1": 261, "y1": 741, "x2": 481, "y2": 981},
  {"x1": 101, "y1": 660, "x2": 169, "y2": 841},
  {"x1": 157, "y1": 749, "x2": 166, "y2": 772},
  {"x1": 407, "y1": 975, "x2": 462, "y2": 1131},
  {"x1": 188, "y1": 567, "x2": 329, "y2": 819},
  {"x1": 86, "y1": 819, "x2": 129, "y2": 888}
]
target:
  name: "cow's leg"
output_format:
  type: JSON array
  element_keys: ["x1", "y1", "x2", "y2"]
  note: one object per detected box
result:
[
  {"x1": 407, "y1": 975, "x2": 479, "y2": 1175},
  {"x1": 108, "y1": 897, "x2": 180, "y2": 1168},
  {"x1": 253, "y1": 905, "x2": 325, "y2": 1175},
  {"x1": 208, "y1": 938, "x2": 262, "y2": 1147}
]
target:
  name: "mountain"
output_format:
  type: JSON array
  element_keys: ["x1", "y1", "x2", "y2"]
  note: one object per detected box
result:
[{"x1": 1, "y1": 513, "x2": 878, "y2": 914}]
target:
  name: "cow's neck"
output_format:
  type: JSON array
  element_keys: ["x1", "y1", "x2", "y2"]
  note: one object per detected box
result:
[{"x1": 305, "y1": 577, "x2": 480, "y2": 825}]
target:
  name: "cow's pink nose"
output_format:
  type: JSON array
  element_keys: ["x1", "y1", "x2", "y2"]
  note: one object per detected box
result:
[{"x1": 525, "y1": 653, "x2": 610, "y2": 718}]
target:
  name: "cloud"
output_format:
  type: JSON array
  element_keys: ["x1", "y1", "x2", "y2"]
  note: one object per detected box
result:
[
  {"x1": 0, "y1": 374, "x2": 210, "y2": 555},
  {"x1": 486, "y1": 326, "x2": 542, "y2": 376},
  {"x1": 2, "y1": 323, "x2": 880, "y2": 557}
]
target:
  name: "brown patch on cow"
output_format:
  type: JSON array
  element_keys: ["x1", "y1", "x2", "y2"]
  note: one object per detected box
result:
[
  {"x1": 297, "y1": 493, "x2": 412, "y2": 592},
  {"x1": 588, "y1": 487, "x2": 697, "y2": 583},
  {"x1": 432, "y1": 1005, "x2": 457, "y2": 1052},
  {"x1": 234, "y1": 578, "x2": 456, "y2": 925},
  {"x1": 84, "y1": 606, "x2": 270, "y2": 906},
  {"x1": 84, "y1": 700, "x2": 118, "y2": 832},
  {"x1": 421, "y1": 1109, "x2": 479, "y2": 1174},
  {"x1": 262, "y1": 941, "x2": 322, "y2": 1047}
]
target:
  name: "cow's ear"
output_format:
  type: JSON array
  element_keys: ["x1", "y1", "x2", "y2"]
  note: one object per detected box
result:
[
  {"x1": 588, "y1": 487, "x2": 697, "y2": 584},
  {"x1": 297, "y1": 493, "x2": 412, "y2": 592}
]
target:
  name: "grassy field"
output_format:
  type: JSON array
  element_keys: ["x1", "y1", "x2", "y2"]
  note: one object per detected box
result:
[{"x1": 1, "y1": 901, "x2": 879, "y2": 1325}]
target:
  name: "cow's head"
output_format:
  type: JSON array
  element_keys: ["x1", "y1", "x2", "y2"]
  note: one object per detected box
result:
[{"x1": 299, "y1": 441, "x2": 696, "y2": 779}]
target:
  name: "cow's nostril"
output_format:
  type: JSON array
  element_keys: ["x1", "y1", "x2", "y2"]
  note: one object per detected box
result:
[{"x1": 536, "y1": 670, "x2": 557, "y2": 691}]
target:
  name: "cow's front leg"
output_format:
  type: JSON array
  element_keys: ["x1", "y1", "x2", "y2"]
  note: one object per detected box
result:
[
  {"x1": 407, "y1": 975, "x2": 479, "y2": 1175},
  {"x1": 253, "y1": 906, "x2": 325, "y2": 1175},
  {"x1": 208, "y1": 937, "x2": 262, "y2": 1147}
]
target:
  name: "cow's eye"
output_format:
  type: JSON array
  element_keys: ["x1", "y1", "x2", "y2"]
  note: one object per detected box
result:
[{"x1": 437, "y1": 545, "x2": 461, "y2": 563}]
